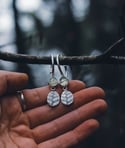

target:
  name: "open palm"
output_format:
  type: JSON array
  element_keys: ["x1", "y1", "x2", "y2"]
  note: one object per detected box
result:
[{"x1": 0, "y1": 71, "x2": 107, "y2": 148}]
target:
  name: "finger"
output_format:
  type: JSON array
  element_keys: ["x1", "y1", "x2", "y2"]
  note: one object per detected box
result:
[
  {"x1": 26, "y1": 87, "x2": 105, "y2": 128},
  {"x1": 38, "y1": 119, "x2": 99, "y2": 148},
  {"x1": 32, "y1": 99, "x2": 107, "y2": 143},
  {"x1": 0, "y1": 70, "x2": 28, "y2": 96},
  {"x1": 3, "y1": 80, "x2": 85, "y2": 113},
  {"x1": 22, "y1": 80, "x2": 86, "y2": 109}
]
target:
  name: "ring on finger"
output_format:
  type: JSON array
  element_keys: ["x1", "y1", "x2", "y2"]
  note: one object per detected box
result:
[{"x1": 17, "y1": 91, "x2": 27, "y2": 111}]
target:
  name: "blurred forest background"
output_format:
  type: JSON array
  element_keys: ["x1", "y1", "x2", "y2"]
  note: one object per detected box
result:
[{"x1": 0, "y1": 0, "x2": 125, "y2": 148}]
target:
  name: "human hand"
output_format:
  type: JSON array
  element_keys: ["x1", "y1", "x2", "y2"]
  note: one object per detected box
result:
[{"x1": 0, "y1": 71, "x2": 107, "y2": 148}]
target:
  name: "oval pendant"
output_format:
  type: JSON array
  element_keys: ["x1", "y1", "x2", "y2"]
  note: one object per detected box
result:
[
  {"x1": 47, "y1": 91, "x2": 60, "y2": 107},
  {"x1": 61, "y1": 90, "x2": 74, "y2": 105}
]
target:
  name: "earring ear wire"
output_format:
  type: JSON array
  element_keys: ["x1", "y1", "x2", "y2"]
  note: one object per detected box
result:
[
  {"x1": 51, "y1": 54, "x2": 54, "y2": 77},
  {"x1": 56, "y1": 55, "x2": 64, "y2": 76}
]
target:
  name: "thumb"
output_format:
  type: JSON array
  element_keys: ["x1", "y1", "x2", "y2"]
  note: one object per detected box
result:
[{"x1": 0, "y1": 70, "x2": 28, "y2": 96}]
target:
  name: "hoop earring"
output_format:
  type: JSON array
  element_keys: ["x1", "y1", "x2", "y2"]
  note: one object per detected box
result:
[
  {"x1": 47, "y1": 55, "x2": 60, "y2": 107},
  {"x1": 56, "y1": 55, "x2": 74, "y2": 106}
]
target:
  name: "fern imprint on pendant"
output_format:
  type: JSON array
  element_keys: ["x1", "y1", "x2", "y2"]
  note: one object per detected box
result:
[
  {"x1": 61, "y1": 89, "x2": 74, "y2": 105},
  {"x1": 47, "y1": 90, "x2": 60, "y2": 107}
]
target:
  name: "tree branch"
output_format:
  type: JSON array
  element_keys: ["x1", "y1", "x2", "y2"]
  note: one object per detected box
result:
[
  {"x1": 0, "y1": 38, "x2": 125, "y2": 65},
  {"x1": 0, "y1": 52, "x2": 125, "y2": 65}
]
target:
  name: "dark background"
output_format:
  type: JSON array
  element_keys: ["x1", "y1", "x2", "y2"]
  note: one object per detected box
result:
[{"x1": 0, "y1": 0, "x2": 125, "y2": 147}]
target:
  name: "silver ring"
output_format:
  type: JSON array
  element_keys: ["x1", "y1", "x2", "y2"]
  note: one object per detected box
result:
[{"x1": 17, "y1": 91, "x2": 27, "y2": 111}]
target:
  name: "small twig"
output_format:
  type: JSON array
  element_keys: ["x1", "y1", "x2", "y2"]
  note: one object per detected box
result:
[{"x1": 102, "y1": 37, "x2": 125, "y2": 57}]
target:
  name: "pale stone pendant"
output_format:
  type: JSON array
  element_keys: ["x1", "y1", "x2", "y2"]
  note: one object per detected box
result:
[
  {"x1": 59, "y1": 76, "x2": 69, "y2": 87},
  {"x1": 61, "y1": 90, "x2": 74, "y2": 105},
  {"x1": 47, "y1": 91, "x2": 60, "y2": 107},
  {"x1": 48, "y1": 77, "x2": 58, "y2": 87}
]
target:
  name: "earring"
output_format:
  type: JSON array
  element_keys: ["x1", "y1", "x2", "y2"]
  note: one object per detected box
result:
[
  {"x1": 47, "y1": 55, "x2": 60, "y2": 107},
  {"x1": 56, "y1": 55, "x2": 74, "y2": 106}
]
